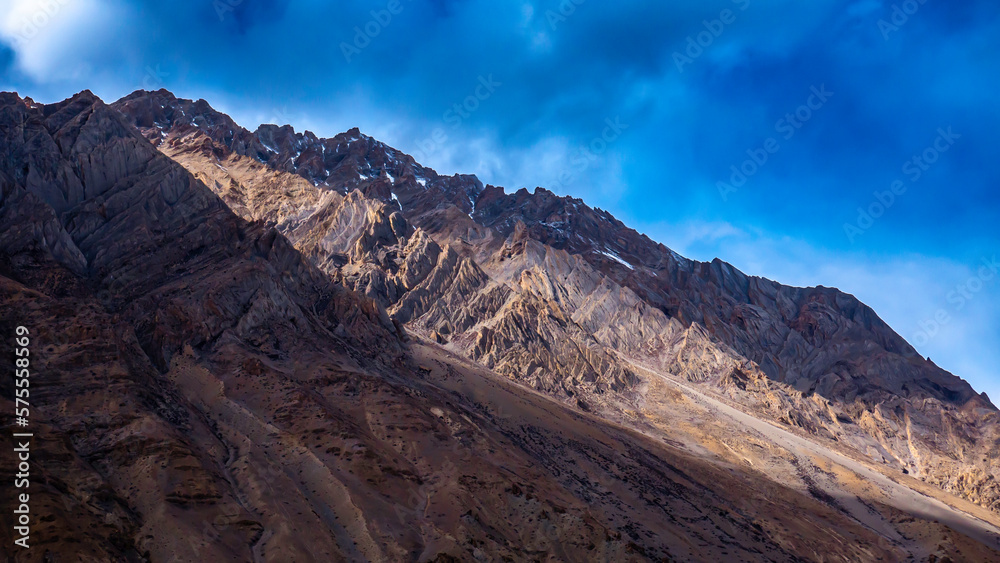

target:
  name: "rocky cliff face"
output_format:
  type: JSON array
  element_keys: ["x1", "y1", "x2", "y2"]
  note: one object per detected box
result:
[
  {"x1": 2, "y1": 89, "x2": 998, "y2": 562},
  {"x1": 111, "y1": 89, "x2": 1000, "y2": 520}
]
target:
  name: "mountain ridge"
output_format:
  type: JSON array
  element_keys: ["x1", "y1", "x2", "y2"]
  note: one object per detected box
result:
[{"x1": 112, "y1": 88, "x2": 992, "y2": 410}]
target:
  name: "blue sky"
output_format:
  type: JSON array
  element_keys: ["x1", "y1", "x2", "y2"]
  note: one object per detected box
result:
[{"x1": 2, "y1": 0, "x2": 998, "y2": 401}]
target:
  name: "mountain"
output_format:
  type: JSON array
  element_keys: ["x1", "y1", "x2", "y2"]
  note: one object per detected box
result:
[
  {"x1": 0, "y1": 89, "x2": 997, "y2": 562},
  {"x1": 114, "y1": 88, "x2": 1000, "y2": 506}
]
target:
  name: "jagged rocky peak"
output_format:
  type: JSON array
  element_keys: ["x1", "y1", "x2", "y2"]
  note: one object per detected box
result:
[
  {"x1": 113, "y1": 90, "x2": 487, "y2": 216},
  {"x1": 472, "y1": 184, "x2": 676, "y2": 272}
]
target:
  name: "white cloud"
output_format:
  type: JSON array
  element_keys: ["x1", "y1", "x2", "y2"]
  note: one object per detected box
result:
[{"x1": 0, "y1": 0, "x2": 118, "y2": 82}]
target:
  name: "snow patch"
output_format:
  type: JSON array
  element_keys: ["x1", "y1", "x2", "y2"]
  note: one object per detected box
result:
[
  {"x1": 599, "y1": 250, "x2": 634, "y2": 270},
  {"x1": 669, "y1": 249, "x2": 692, "y2": 266}
]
